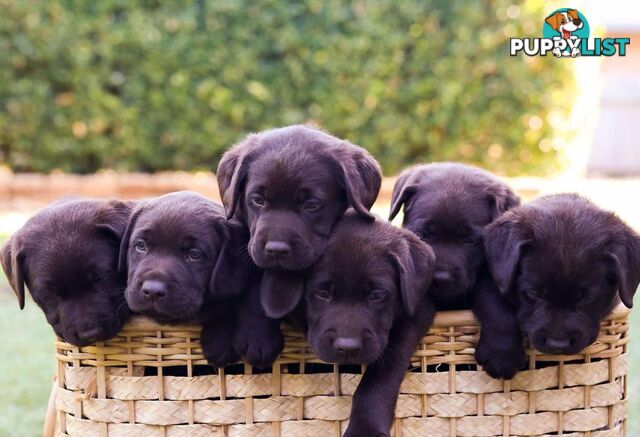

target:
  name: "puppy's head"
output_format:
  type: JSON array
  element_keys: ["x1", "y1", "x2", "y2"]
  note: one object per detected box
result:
[
  {"x1": 1, "y1": 198, "x2": 133, "y2": 346},
  {"x1": 485, "y1": 194, "x2": 640, "y2": 355},
  {"x1": 119, "y1": 192, "x2": 249, "y2": 322},
  {"x1": 389, "y1": 163, "x2": 519, "y2": 303},
  {"x1": 545, "y1": 9, "x2": 583, "y2": 36},
  {"x1": 303, "y1": 213, "x2": 435, "y2": 365},
  {"x1": 217, "y1": 125, "x2": 381, "y2": 271}
]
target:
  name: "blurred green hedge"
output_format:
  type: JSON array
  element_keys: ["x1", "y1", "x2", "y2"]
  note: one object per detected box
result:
[{"x1": 0, "y1": 0, "x2": 571, "y2": 174}]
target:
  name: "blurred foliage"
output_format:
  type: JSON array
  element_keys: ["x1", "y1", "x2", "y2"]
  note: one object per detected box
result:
[{"x1": 0, "y1": 0, "x2": 572, "y2": 174}]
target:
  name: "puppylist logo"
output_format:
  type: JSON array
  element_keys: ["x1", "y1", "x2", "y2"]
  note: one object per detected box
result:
[{"x1": 510, "y1": 8, "x2": 630, "y2": 57}]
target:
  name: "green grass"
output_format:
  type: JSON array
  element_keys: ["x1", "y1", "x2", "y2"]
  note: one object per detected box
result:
[
  {"x1": 0, "y1": 234, "x2": 55, "y2": 437},
  {"x1": 0, "y1": 230, "x2": 638, "y2": 435}
]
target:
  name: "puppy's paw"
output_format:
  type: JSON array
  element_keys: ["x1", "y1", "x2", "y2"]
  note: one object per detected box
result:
[
  {"x1": 201, "y1": 331, "x2": 240, "y2": 368},
  {"x1": 233, "y1": 323, "x2": 284, "y2": 368},
  {"x1": 475, "y1": 335, "x2": 526, "y2": 380},
  {"x1": 343, "y1": 417, "x2": 391, "y2": 437},
  {"x1": 343, "y1": 427, "x2": 389, "y2": 437}
]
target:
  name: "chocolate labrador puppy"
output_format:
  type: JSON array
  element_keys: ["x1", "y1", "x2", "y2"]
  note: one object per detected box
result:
[
  {"x1": 119, "y1": 191, "x2": 253, "y2": 367},
  {"x1": 217, "y1": 124, "x2": 382, "y2": 318},
  {"x1": 485, "y1": 193, "x2": 640, "y2": 355},
  {"x1": 389, "y1": 163, "x2": 524, "y2": 379},
  {"x1": 302, "y1": 212, "x2": 435, "y2": 437},
  {"x1": 1, "y1": 198, "x2": 133, "y2": 346},
  {"x1": 217, "y1": 125, "x2": 381, "y2": 368}
]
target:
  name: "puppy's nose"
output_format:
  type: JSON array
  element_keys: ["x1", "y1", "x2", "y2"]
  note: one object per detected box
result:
[
  {"x1": 545, "y1": 336, "x2": 571, "y2": 352},
  {"x1": 77, "y1": 326, "x2": 104, "y2": 342},
  {"x1": 333, "y1": 337, "x2": 363, "y2": 354},
  {"x1": 265, "y1": 240, "x2": 291, "y2": 257},
  {"x1": 572, "y1": 18, "x2": 581, "y2": 25},
  {"x1": 433, "y1": 270, "x2": 453, "y2": 283},
  {"x1": 141, "y1": 280, "x2": 167, "y2": 301}
]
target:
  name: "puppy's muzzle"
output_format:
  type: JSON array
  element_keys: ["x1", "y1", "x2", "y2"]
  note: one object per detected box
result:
[
  {"x1": 333, "y1": 336, "x2": 363, "y2": 356},
  {"x1": 433, "y1": 269, "x2": 453, "y2": 283},
  {"x1": 62, "y1": 320, "x2": 110, "y2": 346},
  {"x1": 77, "y1": 325, "x2": 106, "y2": 343},
  {"x1": 545, "y1": 336, "x2": 570, "y2": 352},
  {"x1": 264, "y1": 240, "x2": 292, "y2": 257},
  {"x1": 141, "y1": 279, "x2": 168, "y2": 302},
  {"x1": 534, "y1": 330, "x2": 583, "y2": 354},
  {"x1": 324, "y1": 329, "x2": 376, "y2": 364}
]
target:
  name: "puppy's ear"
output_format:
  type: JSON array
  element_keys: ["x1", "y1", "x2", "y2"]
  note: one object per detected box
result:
[
  {"x1": 389, "y1": 169, "x2": 419, "y2": 221},
  {"x1": 260, "y1": 270, "x2": 305, "y2": 319},
  {"x1": 117, "y1": 204, "x2": 145, "y2": 274},
  {"x1": 391, "y1": 234, "x2": 435, "y2": 316},
  {"x1": 217, "y1": 135, "x2": 258, "y2": 220},
  {"x1": 484, "y1": 213, "x2": 529, "y2": 294},
  {"x1": 486, "y1": 183, "x2": 521, "y2": 221},
  {"x1": 209, "y1": 220, "x2": 250, "y2": 298},
  {"x1": 545, "y1": 13, "x2": 561, "y2": 31},
  {"x1": 1, "y1": 235, "x2": 26, "y2": 309},
  {"x1": 333, "y1": 142, "x2": 382, "y2": 221},
  {"x1": 567, "y1": 9, "x2": 579, "y2": 20},
  {"x1": 96, "y1": 200, "x2": 135, "y2": 243},
  {"x1": 607, "y1": 229, "x2": 640, "y2": 308}
]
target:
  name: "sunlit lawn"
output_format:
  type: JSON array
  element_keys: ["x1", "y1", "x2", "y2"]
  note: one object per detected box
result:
[{"x1": 0, "y1": 235, "x2": 56, "y2": 437}]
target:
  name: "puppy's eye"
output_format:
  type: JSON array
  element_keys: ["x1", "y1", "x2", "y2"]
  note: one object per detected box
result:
[
  {"x1": 369, "y1": 289, "x2": 389, "y2": 302},
  {"x1": 303, "y1": 199, "x2": 322, "y2": 212},
  {"x1": 134, "y1": 241, "x2": 148, "y2": 253},
  {"x1": 417, "y1": 230, "x2": 431, "y2": 240},
  {"x1": 314, "y1": 289, "x2": 332, "y2": 301},
  {"x1": 187, "y1": 249, "x2": 205, "y2": 262},
  {"x1": 249, "y1": 195, "x2": 265, "y2": 207}
]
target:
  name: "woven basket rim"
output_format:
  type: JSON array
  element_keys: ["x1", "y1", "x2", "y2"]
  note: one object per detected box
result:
[
  {"x1": 117, "y1": 302, "x2": 630, "y2": 331},
  {"x1": 49, "y1": 304, "x2": 629, "y2": 436}
]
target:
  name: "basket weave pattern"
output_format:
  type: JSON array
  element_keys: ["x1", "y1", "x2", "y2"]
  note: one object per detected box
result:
[{"x1": 52, "y1": 306, "x2": 629, "y2": 436}]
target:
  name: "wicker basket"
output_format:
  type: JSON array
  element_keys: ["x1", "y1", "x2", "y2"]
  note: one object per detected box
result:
[{"x1": 47, "y1": 305, "x2": 630, "y2": 437}]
